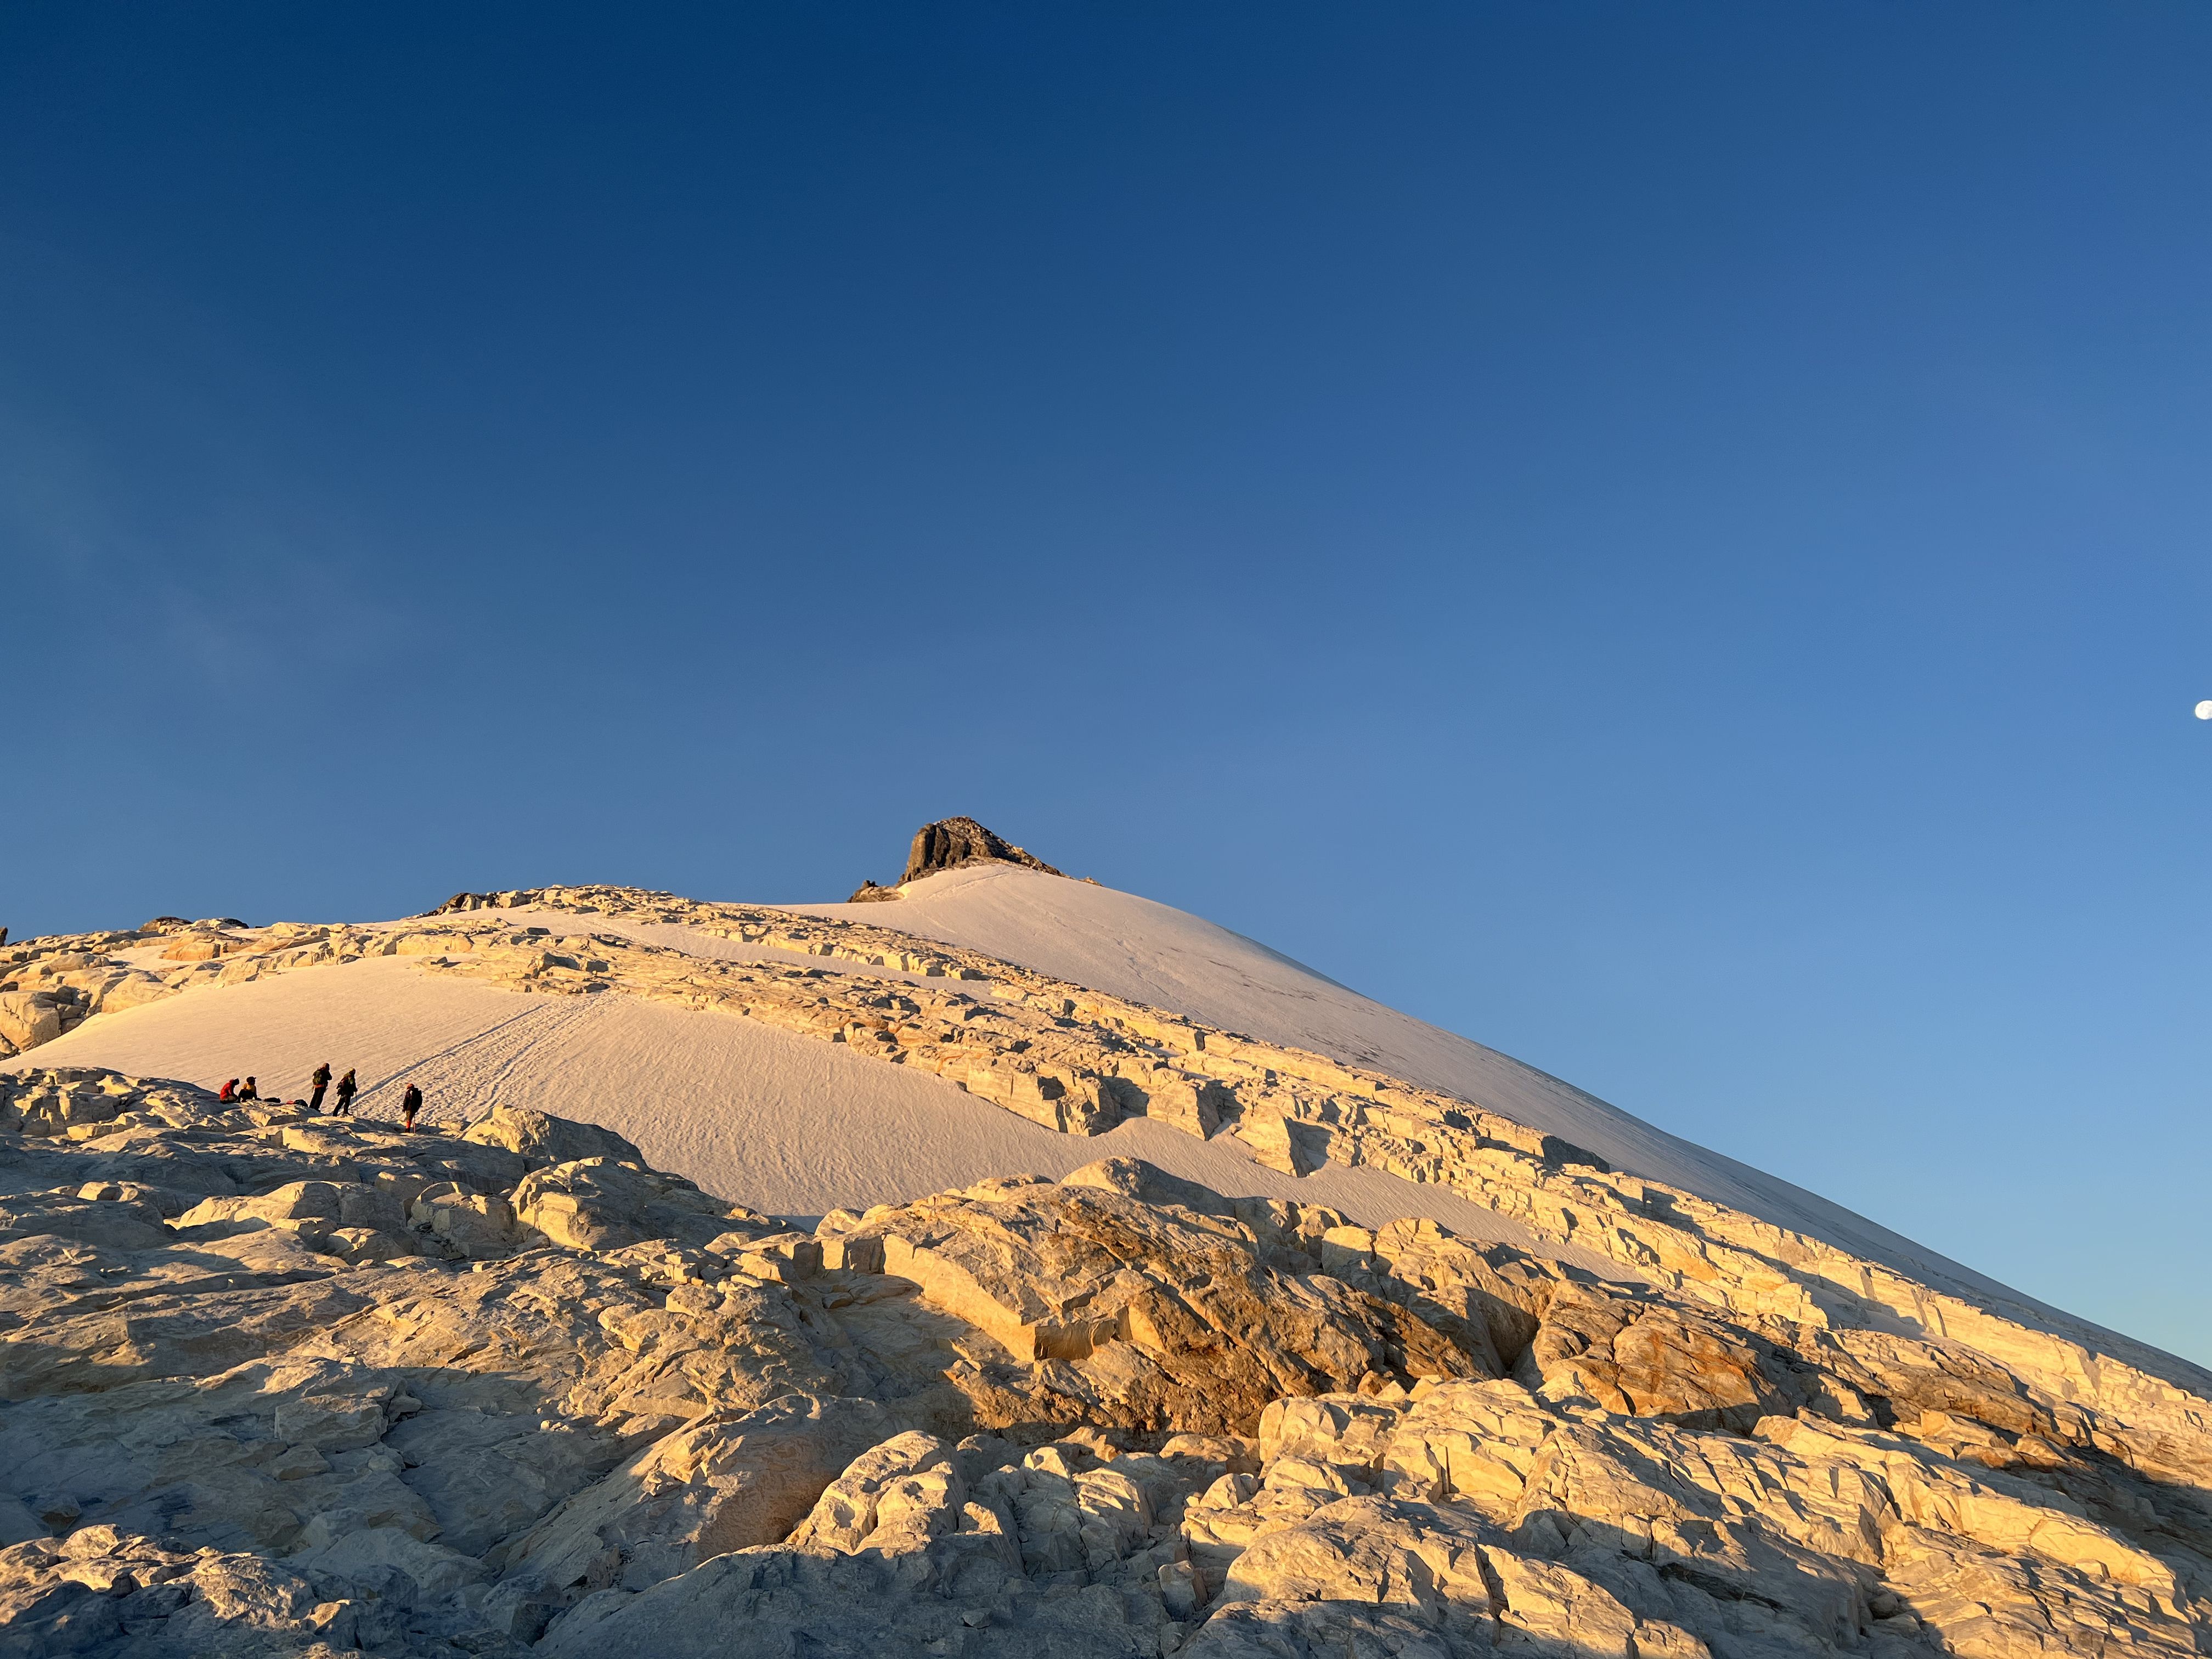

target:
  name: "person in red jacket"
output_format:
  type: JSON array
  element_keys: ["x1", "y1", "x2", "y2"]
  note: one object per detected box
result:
[{"x1": 218, "y1": 1079, "x2": 239, "y2": 1103}]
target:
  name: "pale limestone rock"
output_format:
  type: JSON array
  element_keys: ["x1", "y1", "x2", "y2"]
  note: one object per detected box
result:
[
  {"x1": 84, "y1": 971, "x2": 170, "y2": 1015},
  {"x1": 1232, "y1": 1108, "x2": 1330, "y2": 1176},
  {"x1": 157, "y1": 930, "x2": 250, "y2": 961},
  {"x1": 1364, "y1": 1215, "x2": 1550, "y2": 1375},
  {"x1": 460, "y1": 1103, "x2": 642, "y2": 1171},
  {"x1": 837, "y1": 1172, "x2": 1479, "y2": 1433},
  {"x1": 1061, "y1": 1153, "x2": 1242, "y2": 1216},
  {"x1": 1181, "y1": 1597, "x2": 1474, "y2": 1656},
  {"x1": 0, "y1": 992, "x2": 64, "y2": 1056},
  {"x1": 291, "y1": 1523, "x2": 484, "y2": 1595},
  {"x1": 1520, "y1": 1279, "x2": 1801, "y2": 1429},
  {"x1": 1130, "y1": 1070, "x2": 1230, "y2": 1139},
  {"x1": 1217, "y1": 1493, "x2": 1493, "y2": 1612},
  {"x1": 0, "y1": 1526, "x2": 356, "y2": 1658},
  {"x1": 786, "y1": 1428, "x2": 961, "y2": 1553},
  {"x1": 1480, "y1": 1548, "x2": 1656, "y2": 1656},
  {"x1": 4, "y1": 1051, "x2": 2212, "y2": 1658},
  {"x1": 498, "y1": 1392, "x2": 891, "y2": 1628},
  {"x1": 531, "y1": 1435, "x2": 1181, "y2": 1658},
  {"x1": 510, "y1": 1156, "x2": 777, "y2": 1253},
  {"x1": 408, "y1": 1183, "x2": 520, "y2": 1257}
]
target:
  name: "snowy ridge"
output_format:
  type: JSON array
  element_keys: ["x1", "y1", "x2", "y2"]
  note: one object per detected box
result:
[{"x1": 795, "y1": 864, "x2": 2005, "y2": 1302}]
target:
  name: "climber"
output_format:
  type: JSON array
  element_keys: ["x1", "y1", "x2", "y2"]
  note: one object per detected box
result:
[
  {"x1": 401, "y1": 1083, "x2": 422, "y2": 1130},
  {"x1": 308, "y1": 1062, "x2": 331, "y2": 1113},
  {"x1": 332, "y1": 1069, "x2": 357, "y2": 1116}
]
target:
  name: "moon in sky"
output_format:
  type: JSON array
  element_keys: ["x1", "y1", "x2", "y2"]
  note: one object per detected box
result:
[{"x1": 2197, "y1": 701, "x2": 2212, "y2": 720}]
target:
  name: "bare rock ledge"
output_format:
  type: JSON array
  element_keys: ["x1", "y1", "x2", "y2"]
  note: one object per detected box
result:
[{"x1": 2, "y1": 1066, "x2": 2209, "y2": 1656}]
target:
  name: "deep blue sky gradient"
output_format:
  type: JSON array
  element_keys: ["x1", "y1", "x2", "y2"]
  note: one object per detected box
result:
[{"x1": 5, "y1": 5, "x2": 2210, "y2": 1360}]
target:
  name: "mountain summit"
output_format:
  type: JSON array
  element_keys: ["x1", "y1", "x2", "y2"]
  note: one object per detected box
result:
[
  {"x1": 848, "y1": 814, "x2": 1062, "y2": 901},
  {"x1": 1, "y1": 857, "x2": 2208, "y2": 1656}
]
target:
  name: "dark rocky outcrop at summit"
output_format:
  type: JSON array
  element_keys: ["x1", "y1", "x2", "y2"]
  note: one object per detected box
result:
[
  {"x1": 848, "y1": 816, "x2": 1060, "y2": 902},
  {"x1": 902, "y1": 816, "x2": 1062, "y2": 883}
]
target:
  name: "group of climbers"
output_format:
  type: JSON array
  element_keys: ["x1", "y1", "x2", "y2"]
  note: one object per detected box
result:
[
  {"x1": 306, "y1": 1062, "x2": 352, "y2": 1114},
  {"x1": 215, "y1": 1063, "x2": 421, "y2": 1128}
]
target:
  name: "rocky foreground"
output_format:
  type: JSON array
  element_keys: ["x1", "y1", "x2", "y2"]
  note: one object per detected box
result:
[{"x1": 3, "y1": 1068, "x2": 2210, "y2": 1657}]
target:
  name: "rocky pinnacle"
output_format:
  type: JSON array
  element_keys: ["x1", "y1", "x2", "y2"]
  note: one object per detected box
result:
[{"x1": 848, "y1": 815, "x2": 1062, "y2": 902}]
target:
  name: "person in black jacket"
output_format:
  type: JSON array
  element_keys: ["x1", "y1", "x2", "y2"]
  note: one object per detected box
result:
[
  {"x1": 400, "y1": 1083, "x2": 422, "y2": 1130},
  {"x1": 332, "y1": 1069, "x2": 357, "y2": 1116},
  {"x1": 239, "y1": 1076, "x2": 258, "y2": 1101},
  {"x1": 308, "y1": 1062, "x2": 332, "y2": 1113}
]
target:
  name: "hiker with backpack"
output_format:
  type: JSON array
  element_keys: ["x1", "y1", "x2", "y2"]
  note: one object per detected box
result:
[
  {"x1": 332, "y1": 1069, "x2": 358, "y2": 1116},
  {"x1": 308, "y1": 1062, "x2": 332, "y2": 1112}
]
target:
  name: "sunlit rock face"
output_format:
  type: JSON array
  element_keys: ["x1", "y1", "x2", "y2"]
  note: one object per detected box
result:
[
  {"x1": 845, "y1": 814, "x2": 1064, "y2": 901},
  {"x1": 4, "y1": 857, "x2": 2211, "y2": 1657}
]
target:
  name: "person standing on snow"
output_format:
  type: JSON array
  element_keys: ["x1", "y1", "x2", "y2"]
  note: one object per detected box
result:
[
  {"x1": 401, "y1": 1083, "x2": 422, "y2": 1130},
  {"x1": 308, "y1": 1063, "x2": 332, "y2": 1113},
  {"x1": 332, "y1": 1069, "x2": 357, "y2": 1116}
]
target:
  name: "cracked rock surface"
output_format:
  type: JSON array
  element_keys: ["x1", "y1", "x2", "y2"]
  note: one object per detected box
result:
[
  {"x1": 7, "y1": 868, "x2": 2212, "y2": 1659},
  {"x1": 2, "y1": 1068, "x2": 2209, "y2": 1656}
]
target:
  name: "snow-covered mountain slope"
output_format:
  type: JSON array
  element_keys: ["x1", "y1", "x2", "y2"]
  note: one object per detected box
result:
[
  {"x1": 8, "y1": 918, "x2": 1593, "y2": 1263},
  {"x1": 1, "y1": 864, "x2": 2187, "y2": 1385},
  {"x1": 796, "y1": 864, "x2": 2000, "y2": 1302},
  {"x1": 10, "y1": 858, "x2": 2212, "y2": 1659}
]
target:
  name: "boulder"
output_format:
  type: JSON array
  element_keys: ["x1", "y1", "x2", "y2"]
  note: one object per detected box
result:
[
  {"x1": 0, "y1": 991, "x2": 64, "y2": 1056},
  {"x1": 511, "y1": 1156, "x2": 777, "y2": 1253},
  {"x1": 786, "y1": 1429, "x2": 961, "y2": 1554},
  {"x1": 502, "y1": 1393, "x2": 894, "y2": 1623},
  {"x1": 1059, "y1": 1155, "x2": 1240, "y2": 1217},
  {"x1": 409, "y1": 1183, "x2": 521, "y2": 1257},
  {"x1": 461, "y1": 1103, "x2": 643, "y2": 1170},
  {"x1": 1211, "y1": 1494, "x2": 1493, "y2": 1630}
]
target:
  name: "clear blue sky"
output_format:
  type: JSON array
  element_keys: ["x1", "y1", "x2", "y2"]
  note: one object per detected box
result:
[{"x1": 5, "y1": 5, "x2": 2209, "y2": 1362}]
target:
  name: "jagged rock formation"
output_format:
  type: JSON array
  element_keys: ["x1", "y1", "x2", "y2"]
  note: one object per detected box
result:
[
  {"x1": 902, "y1": 817, "x2": 1064, "y2": 884},
  {"x1": 4, "y1": 1070, "x2": 2209, "y2": 1656},
  {"x1": 849, "y1": 815, "x2": 1063, "y2": 901}
]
